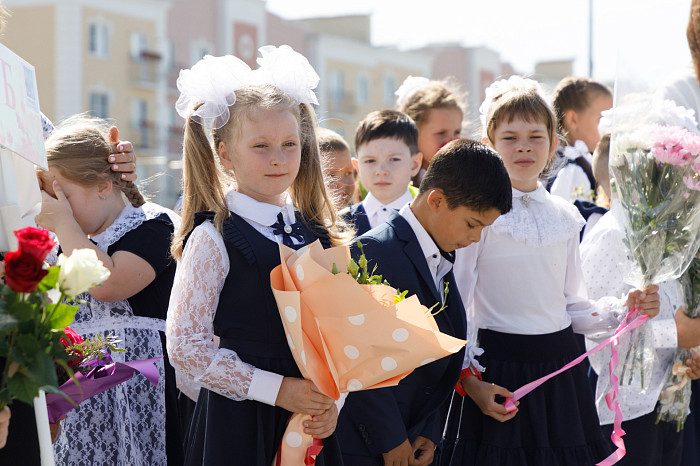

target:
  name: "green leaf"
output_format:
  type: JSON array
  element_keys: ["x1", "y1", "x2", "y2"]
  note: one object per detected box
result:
[
  {"x1": 6, "y1": 373, "x2": 40, "y2": 405},
  {"x1": 11, "y1": 334, "x2": 41, "y2": 366},
  {"x1": 48, "y1": 304, "x2": 78, "y2": 330},
  {"x1": 0, "y1": 313, "x2": 18, "y2": 331},
  {"x1": 36, "y1": 266, "x2": 60, "y2": 293},
  {"x1": 8, "y1": 301, "x2": 34, "y2": 322},
  {"x1": 25, "y1": 351, "x2": 58, "y2": 387}
]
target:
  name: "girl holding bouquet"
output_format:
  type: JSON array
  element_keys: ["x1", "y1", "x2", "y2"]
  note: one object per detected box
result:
[
  {"x1": 450, "y1": 76, "x2": 661, "y2": 465},
  {"x1": 165, "y1": 46, "x2": 348, "y2": 466},
  {"x1": 34, "y1": 116, "x2": 182, "y2": 465}
]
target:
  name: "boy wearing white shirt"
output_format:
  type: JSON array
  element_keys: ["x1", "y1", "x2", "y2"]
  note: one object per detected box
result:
[{"x1": 348, "y1": 110, "x2": 422, "y2": 235}]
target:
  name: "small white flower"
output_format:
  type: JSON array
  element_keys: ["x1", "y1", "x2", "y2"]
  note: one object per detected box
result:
[{"x1": 57, "y1": 249, "x2": 111, "y2": 298}]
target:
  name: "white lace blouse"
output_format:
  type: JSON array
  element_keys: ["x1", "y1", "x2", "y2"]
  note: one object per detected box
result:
[
  {"x1": 166, "y1": 190, "x2": 300, "y2": 405},
  {"x1": 454, "y1": 183, "x2": 628, "y2": 370}
]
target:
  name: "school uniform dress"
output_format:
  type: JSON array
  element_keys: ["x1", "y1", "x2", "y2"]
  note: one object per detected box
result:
[
  {"x1": 50, "y1": 203, "x2": 183, "y2": 466},
  {"x1": 547, "y1": 140, "x2": 596, "y2": 203},
  {"x1": 166, "y1": 190, "x2": 343, "y2": 466},
  {"x1": 581, "y1": 205, "x2": 685, "y2": 466},
  {"x1": 346, "y1": 190, "x2": 413, "y2": 235},
  {"x1": 337, "y1": 207, "x2": 467, "y2": 465},
  {"x1": 450, "y1": 183, "x2": 622, "y2": 465}
]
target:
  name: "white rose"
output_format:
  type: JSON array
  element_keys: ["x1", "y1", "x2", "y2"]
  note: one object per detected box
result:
[{"x1": 57, "y1": 249, "x2": 111, "y2": 298}]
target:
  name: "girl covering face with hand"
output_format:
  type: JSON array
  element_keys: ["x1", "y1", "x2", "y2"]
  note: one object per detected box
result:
[
  {"x1": 166, "y1": 46, "x2": 349, "y2": 466},
  {"x1": 34, "y1": 115, "x2": 182, "y2": 466}
]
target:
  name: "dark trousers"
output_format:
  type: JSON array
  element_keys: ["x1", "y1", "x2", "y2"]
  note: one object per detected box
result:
[{"x1": 602, "y1": 410, "x2": 683, "y2": 466}]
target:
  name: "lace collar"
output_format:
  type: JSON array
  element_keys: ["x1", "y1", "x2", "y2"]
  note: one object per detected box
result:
[
  {"x1": 89, "y1": 202, "x2": 179, "y2": 251},
  {"x1": 489, "y1": 182, "x2": 585, "y2": 247},
  {"x1": 225, "y1": 189, "x2": 296, "y2": 227}
]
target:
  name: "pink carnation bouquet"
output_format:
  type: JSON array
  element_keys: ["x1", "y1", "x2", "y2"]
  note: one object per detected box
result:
[{"x1": 609, "y1": 98, "x2": 700, "y2": 393}]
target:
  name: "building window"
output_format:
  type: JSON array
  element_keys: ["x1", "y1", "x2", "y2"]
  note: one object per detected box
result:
[
  {"x1": 132, "y1": 99, "x2": 150, "y2": 147},
  {"x1": 383, "y1": 75, "x2": 396, "y2": 104},
  {"x1": 356, "y1": 75, "x2": 368, "y2": 105},
  {"x1": 88, "y1": 23, "x2": 109, "y2": 58},
  {"x1": 190, "y1": 40, "x2": 213, "y2": 66},
  {"x1": 89, "y1": 92, "x2": 109, "y2": 118},
  {"x1": 328, "y1": 70, "x2": 344, "y2": 112},
  {"x1": 130, "y1": 32, "x2": 148, "y2": 61}
]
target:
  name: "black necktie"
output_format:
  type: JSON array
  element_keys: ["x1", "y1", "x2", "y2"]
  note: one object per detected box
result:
[
  {"x1": 269, "y1": 212, "x2": 305, "y2": 247},
  {"x1": 438, "y1": 248, "x2": 455, "y2": 264}
]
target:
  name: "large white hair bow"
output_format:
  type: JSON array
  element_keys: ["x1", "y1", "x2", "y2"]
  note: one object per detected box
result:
[
  {"x1": 175, "y1": 45, "x2": 319, "y2": 129},
  {"x1": 395, "y1": 76, "x2": 429, "y2": 107},
  {"x1": 479, "y1": 76, "x2": 546, "y2": 126}
]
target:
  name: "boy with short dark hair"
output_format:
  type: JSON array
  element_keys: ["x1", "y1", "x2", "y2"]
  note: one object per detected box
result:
[
  {"x1": 337, "y1": 138, "x2": 512, "y2": 465},
  {"x1": 348, "y1": 110, "x2": 423, "y2": 235}
]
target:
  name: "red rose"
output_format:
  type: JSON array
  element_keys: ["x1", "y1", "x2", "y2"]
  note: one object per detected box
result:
[
  {"x1": 14, "y1": 227, "x2": 55, "y2": 263},
  {"x1": 3, "y1": 249, "x2": 48, "y2": 293},
  {"x1": 60, "y1": 327, "x2": 85, "y2": 367}
]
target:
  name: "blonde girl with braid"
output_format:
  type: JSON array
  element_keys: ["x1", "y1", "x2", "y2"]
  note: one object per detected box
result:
[{"x1": 35, "y1": 115, "x2": 184, "y2": 465}]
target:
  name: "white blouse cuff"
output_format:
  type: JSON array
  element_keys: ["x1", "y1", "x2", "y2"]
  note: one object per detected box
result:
[
  {"x1": 651, "y1": 319, "x2": 678, "y2": 349},
  {"x1": 462, "y1": 343, "x2": 486, "y2": 373},
  {"x1": 248, "y1": 369, "x2": 284, "y2": 406}
]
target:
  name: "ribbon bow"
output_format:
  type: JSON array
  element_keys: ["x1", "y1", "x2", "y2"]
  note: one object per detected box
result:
[{"x1": 270, "y1": 212, "x2": 305, "y2": 248}]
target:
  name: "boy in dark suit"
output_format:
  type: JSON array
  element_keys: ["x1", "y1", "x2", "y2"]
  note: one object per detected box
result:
[
  {"x1": 337, "y1": 139, "x2": 512, "y2": 466},
  {"x1": 347, "y1": 110, "x2": 422, "y2": 235}
]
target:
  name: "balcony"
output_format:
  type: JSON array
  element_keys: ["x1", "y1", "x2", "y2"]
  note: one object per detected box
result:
[{"x1": 130, "y1": 51, "x2": 162, "y2": 85}]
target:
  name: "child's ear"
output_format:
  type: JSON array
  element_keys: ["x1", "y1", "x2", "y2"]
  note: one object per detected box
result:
[
  {"x1": 549, "y1": 135, "x2": 559, "y2": 159},
  {"x1": 410, "y1": 152, "x2": 423, "y2": 177},
  {"x1": 564, "y1": 110, "x2": 577, "y2": 134},
  {"x1": 426, "y1": 188, "x2": 446, "y2": 212},
  {"x1": 218, "y1": 141, "x2": 235, "y2": 170},
  {"x1": 97, "y1": 179, "x2": 113, "y2": 199},
  {"x1": 481, "y1": 136, "x2": 493, "y2": 148},
  {"x1": 351, "y1": 157, "x2": 359, "y2": 175}
]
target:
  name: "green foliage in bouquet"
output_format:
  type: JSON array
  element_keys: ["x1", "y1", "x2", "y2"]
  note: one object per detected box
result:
[{"x1": 333, "y1": 240, "x2": 448, "y2": 315}]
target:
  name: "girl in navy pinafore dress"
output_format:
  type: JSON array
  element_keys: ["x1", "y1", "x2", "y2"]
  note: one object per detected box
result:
[{"x1": 166, "y1": 46, "x2": 350, "y2": 466}]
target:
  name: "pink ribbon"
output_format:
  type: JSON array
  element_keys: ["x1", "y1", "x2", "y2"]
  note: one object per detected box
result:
[{"x1": 503, "y1": 313, "x2": 649, "y2": 465}]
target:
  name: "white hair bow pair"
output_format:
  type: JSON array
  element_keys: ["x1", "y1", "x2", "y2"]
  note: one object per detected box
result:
[
  {"x1": 175, "y1": 45, "x2": 320, "y2": 130},
  {"x1": 479, "y1": 76, "x2": 546, "y2": 126}
]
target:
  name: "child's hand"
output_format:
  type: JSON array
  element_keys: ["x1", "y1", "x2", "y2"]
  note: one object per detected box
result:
[
  {"x1": 0, "y1": 406, "x2": 9, "y2": 449},
  {"x1": 674, "y1": 309, "x2": 700, "y2": 349},
  {"x1": 686, "y1": 352, "x2": 700, "y2": 380},
  {"x1": 275, "y1": 377, "x2": 334, "y2": 416},
  {"x1": 461, "y1": 376, "x2": 518, "y2": 422},
  {"x1": 108, "y1": 126, "x2": 137, "y2": 182},
  {"x1": 625, "y1": 285, "x2": 660, "y2": 319},
  {"x1": 410, "y1": 436, "x2": 435, "y2": 466},
  {"x1": 303, "y1": 403, "x2": 338, "y2": 439},
  {"x1": 35, "y1": 182, "x2": 79, "y2": 235},
  {"x1": 382, "y1": 438, "x2": 413, "y2": 466}
]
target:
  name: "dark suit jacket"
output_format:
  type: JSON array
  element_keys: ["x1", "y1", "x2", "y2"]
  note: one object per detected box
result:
[
  {"x1": 346, "y1": 203, "x2": 371, "y2": 236},
  {"x1": 337, "y1": 211, "x2": 467, "y2": 458}
]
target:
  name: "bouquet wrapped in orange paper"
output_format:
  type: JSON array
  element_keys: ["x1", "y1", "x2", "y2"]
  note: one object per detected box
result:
[{"x1": 270, "y1": 240, "x2": 466, "y2": 465}]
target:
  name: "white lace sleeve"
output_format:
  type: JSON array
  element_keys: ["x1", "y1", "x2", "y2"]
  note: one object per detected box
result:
[
  {"x1": 166, "y1": 221, "x2": 258, "y2": 401},
  {"x1": 564, "y1": 235, "x2": 627, "y2": 336}
]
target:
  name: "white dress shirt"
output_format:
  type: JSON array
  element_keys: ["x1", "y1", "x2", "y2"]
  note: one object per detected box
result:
[
  {"x1": 550, "y1": 140, "x2": 594, "y2": 203},
  {"x1": 454, "y1": 183, "x2": 627, "y2": 371},
  {"x1": 581, "y1": 203, "x2": 681, "y2": 424},
  {"x1": 399, "y1": 203, "x2": 452, "y2": 302},
  {"x1": 362, "y1": 189, "x2": 414, "y2": 229}
]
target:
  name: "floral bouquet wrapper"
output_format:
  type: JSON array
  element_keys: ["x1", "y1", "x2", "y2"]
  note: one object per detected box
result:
[
  {"x1": 609, "y1": 96, "x2": 700, "y2": 394},
  {"x1": 656, "y1": 255, "x2": 700, "y2": 431},
  {"x1": 270, "y1": 241, "x2": 466, "y2": 465},
  {"x1": 44, "y1": 356, "x2": 161, "y2": 423}
]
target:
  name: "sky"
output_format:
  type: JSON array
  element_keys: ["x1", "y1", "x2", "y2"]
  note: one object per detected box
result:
[{"x1": 266, "y1": 0, "x2": 694, "y2": 86}]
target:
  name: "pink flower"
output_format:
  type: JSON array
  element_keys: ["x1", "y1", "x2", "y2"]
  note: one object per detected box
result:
[
  {"x1": 683, "y1": 174, "x2": 700, "y2": 191},
  {"x1": 649, "y1": 126, "x2": 700, "y2": 166}
]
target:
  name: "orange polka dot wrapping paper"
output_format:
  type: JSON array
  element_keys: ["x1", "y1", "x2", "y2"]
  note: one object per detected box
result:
[{"x1": 270, "y1": 240, "x2": 467, "y2": 465}]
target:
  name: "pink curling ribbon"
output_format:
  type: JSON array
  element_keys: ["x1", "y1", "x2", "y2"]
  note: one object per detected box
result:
[{"x1": 503, "y1": 312, "x2": 649, "y2": 465}]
